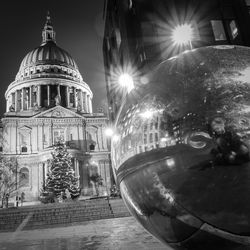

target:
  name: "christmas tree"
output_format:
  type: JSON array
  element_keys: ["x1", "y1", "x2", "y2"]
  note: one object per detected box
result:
[{"x1": 43, "y1": 140, "x2": 80, "y2": 201}]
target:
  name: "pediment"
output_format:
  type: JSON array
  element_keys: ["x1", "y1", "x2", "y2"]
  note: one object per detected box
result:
[
  {"x1": 33, "y1": 106, "x2": 84, "y2": 119},
  {"x1": 18, "y1": 125, "x2": 32, "y2": 131}
]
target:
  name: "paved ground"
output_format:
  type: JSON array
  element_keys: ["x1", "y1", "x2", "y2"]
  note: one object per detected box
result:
[{"x1": 0, "y1": 217, "x2": 171, "y2": 250}]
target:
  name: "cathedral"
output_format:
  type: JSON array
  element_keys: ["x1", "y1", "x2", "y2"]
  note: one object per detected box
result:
[{"x1": 0, "y1": 13, "x2": 112, "y2": 201}]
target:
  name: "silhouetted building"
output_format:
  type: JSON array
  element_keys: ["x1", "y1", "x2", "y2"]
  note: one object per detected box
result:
[{"x1": 103, "y1": 0, "x2": 250, "y2": 121}]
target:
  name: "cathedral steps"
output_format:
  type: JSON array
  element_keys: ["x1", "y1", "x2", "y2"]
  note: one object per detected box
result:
[{"x1": 0, "y1": 198, "x2": 131, "y2": 232}]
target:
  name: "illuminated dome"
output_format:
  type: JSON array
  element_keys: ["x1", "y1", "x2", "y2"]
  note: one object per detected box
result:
[
  {"x1": 5, "y1": 12, "x2": 93, "y2": 115},
  {"x1": 15, "y1": 14, "x2": 82, "y2": 82}
]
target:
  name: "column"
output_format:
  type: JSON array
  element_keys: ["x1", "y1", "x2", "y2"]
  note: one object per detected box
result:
[
  {"x1": 86, "y1": 95, "x2": 89, "y2": 113},
  {"x1": 73, "y1": 88, "x2": 77, "y2": 108},
  {"x1": 82, "y1": 92, "x2": 86, "y2": 112},
  {"x1": 15, "y1": 91, "x2": 18, "y2": 111},
  {"x1": 29, "y1": 86, "x2": 32, "y2": 108},
  {"x1": 44, "y1": 162, "x2": 48, "y2": 181},
  {"x1": 57, "y1": 85, "x2": 61, "y2": 97},
  {"x1": 75, "y1": 159, "x2": 79, "y2": 178},
  {"x1": 47, "y1": 85, "x2": 50, "y2": 107},
  {"x1": 75, "y1": 89, "x2": 79, "y2": 108},
  {"x1": 6, "y1": 96, "x2": 9, "y2": 112},
  {"x1": 80, "y1": 91, "x2": 83, "y2": 111},
  {"x1": 89, "y1": 97, "x2": 92, "y2": 113},
  {"x1": 66, "y1": 86, "x2": 70, "y2": 107},
  {"x1": 21, "y1": 88, "x2": 25, "y2": 111},
  {"x1": 37, "y1": 85, "x2": 41, "y2": 107}
]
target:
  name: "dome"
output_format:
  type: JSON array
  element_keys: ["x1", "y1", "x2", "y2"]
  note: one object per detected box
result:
[
  {"x1": 19, "y1": 41, "x2": 78, "y2": 70},
  {"x1": 15, "y1": 13, "x2": 82, "y2": 82},
  {"x1": 5, "y1": 12, "x2": 93, "y2": 115}
]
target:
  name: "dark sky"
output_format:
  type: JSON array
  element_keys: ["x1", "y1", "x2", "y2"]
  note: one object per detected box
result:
[{"x1": 0, "y1": 0, "x2": 107, "y2": 116}]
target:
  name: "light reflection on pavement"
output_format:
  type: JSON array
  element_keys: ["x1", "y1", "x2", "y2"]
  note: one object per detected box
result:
[{"x1": 0, "y1": 217, "x2": 170, "y2": 250}]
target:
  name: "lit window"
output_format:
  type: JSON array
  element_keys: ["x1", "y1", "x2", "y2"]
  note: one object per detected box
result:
[
  {"x1": 229, "y1": 20, "x2": 238, "y2": 39},
  {"x1": 211, "y1": 20, "x2": 227, "y2": 41},
  {"x1": 20, "y1": 167, "x2": 29, "y2": 187}
]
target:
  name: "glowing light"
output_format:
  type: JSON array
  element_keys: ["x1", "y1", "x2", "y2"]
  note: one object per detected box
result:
[
  {"x1": 160, "y1": 138, "x2": 168, "y2": 142},
  {"x1": 118, "y1": 73, "x2": 134, "y2": 93},
  {"x1": 105, "y1": 128, "x2": 114, "y2": 137},
  {"x1": 166, "y1": 158, "x2": 175, "y2": 168},
  {"x1": 172, "y1": 24, "x2": 193, "y2": 46},
  {"x1": 140, "y1": 110, "x2": 154, "y2": 119}
]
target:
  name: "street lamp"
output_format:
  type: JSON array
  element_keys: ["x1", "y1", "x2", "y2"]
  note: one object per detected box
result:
[
  {"x1": 118, "y1": 73, "x2": 134, "y2": 93},
  {"x1": 172, "y1": 24, "x2": 193, "y2": 49},
  {"x1": 114, "y1": 73, "x2": 134, "y2": 126}
]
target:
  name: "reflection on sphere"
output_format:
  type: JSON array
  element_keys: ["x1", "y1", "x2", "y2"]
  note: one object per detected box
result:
[{"x1": 112, "y1": 46, "x2": 250, "y2": 250}]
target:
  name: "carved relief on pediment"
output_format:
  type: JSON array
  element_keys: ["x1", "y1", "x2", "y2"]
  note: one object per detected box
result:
[{"x1": 51, "y1": 110, "x2": 65, "y2": 117}]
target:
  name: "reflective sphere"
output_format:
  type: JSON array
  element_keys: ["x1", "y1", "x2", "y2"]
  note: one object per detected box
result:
[{"x1": 112, "y1": 46, "x2": 250, "y2": 250}]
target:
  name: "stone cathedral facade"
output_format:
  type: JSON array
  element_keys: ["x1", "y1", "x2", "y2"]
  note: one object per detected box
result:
[{"x1": 0, "y1": 14, "x2": 112, "y2": 201}]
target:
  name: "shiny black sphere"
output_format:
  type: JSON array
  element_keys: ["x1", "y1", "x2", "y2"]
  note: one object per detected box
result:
[{"x1": 112, "y1": 45, "x2": 250, "y2": 250}]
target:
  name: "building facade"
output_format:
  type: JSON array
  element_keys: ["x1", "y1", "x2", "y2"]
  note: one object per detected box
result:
[
  {"x1": 0, "y1": 14, "x2": 112, "y2": 201},
  {"x1": 103, "y1": 0, "x2": 250, "y2": 122}
]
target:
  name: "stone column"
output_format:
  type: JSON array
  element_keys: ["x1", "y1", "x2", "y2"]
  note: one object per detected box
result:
[
  {"x1": 89, "y1": 97, "x2": 92, "y2": 113},
  {"x1": 6, "y1": 96, "x2": 9, "y2": 112},
  {"x1": 29, "y1": 86, "x2": 32, "y2": 108},
  {"x1": 37, "y1": 85, "x2": 41, "y2": 107},
  {"x1": 75, "y1": 89, "x2": 79, "y2": 108},
  {"x1": 47, "y1": 85, "x2": 50, "y2": 107},
  {"x1": 66, "y1": 86, "x2": 70, "y2": 107},
  {"x1": 57, "y1": 85, "x2": 61, "y2": 97},
  {"x1": 82, "y1": 92, "x2": 86, "y2": 112},
  {"x1": 15, "y1": 91, "x2": 18, "y2": 111},
  {"x1": 21, "y1": 88, "x2": 25, "y2": 111},
  {"x1": 74, "y1": 88, "x2": 77, "y2": 108},
  {"x1": 79, "y1": 91, "x2": 83, "y2": 111},
  {"x1": 44, "y1": 162, "x2": 48, "y2": 181},
  {"x1": 86, "y1": 95, "x2": 89, "y2": 113},
  {"x1": 75, "y1": 159, "x2": 79, "y2": 178}
]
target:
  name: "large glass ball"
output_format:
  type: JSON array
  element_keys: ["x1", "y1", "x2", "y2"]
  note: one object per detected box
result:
[{"x1": 112, "y1": 46, "x2": 250, "y2": 250}]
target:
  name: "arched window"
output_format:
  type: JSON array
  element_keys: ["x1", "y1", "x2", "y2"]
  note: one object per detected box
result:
[
  {"x1": 89, "y1": 144, "x2": 95, "y2": 151},
  {"x1": 21, "y1": 146, "x2": 27, "y2": 153},
  {"x1": 19, "y1": 167, "x2": 29, "y2": 187}
]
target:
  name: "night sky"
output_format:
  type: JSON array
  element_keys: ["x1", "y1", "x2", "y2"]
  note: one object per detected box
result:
[{"x1": 0, "y1": 0, "x2": 107, "y2": 116}]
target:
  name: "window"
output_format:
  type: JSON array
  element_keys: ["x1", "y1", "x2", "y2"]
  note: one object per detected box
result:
[
  {"x1": 144, "y1": 134, "x2": 147, "y2": 144},
  {"x1": 155, "y1": 133, "x2": 159, "y2": 142},
  {"x1": 0, "y1": 146, "x2": 2, "y2": 152},
  {"x1": 53, "y1": 130, "x2": 65, "y2": 143},
  {"x1": 150, "y1": 122, "x2": 154, "y2": 130},
  {"x1": 245, "y1": 0, "x2": 250, "y2": 5},
  {"x1": 149, "y1": 133, "x2": 153, "y2": 143},
  {"x1": 89, "y1": 144, "x2": 95, "y2": 151},
  {"x1": 19, "y1": 167, "x2": 29, "y2": 187},
  {"x1": 229, "y1": 20, "x2": 238, "y2": 39},
  {"x1": 211, "y1": 20, "x2": 227, "y2": 41},
  {"x1": 21, "y1": 146, "x2": 27, "y2": 153}
]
